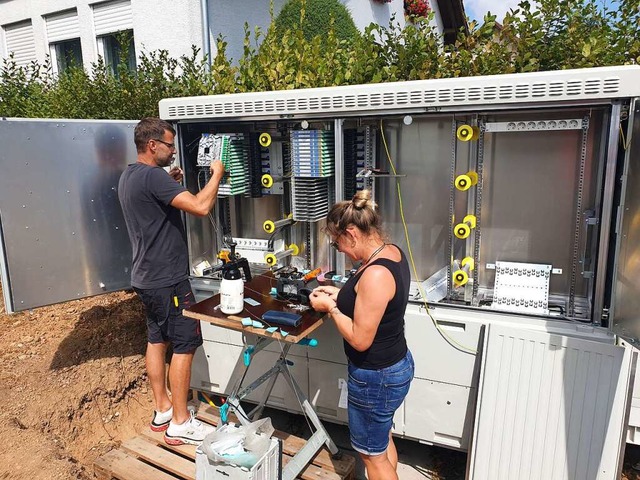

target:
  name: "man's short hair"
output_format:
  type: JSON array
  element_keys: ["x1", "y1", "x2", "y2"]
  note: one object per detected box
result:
[{"x1": 134, "y1": 117, "x2": 176, "y2": 153}]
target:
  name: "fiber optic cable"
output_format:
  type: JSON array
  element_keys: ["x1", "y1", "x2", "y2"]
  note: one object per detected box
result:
[{"x1": 379, "y1": 119, "x2": 477, "y2": 355}]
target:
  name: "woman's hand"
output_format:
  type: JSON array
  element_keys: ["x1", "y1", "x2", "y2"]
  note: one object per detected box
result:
[
  {"x1": 312, "y1": 285, "x2": 339, "y2": 302},
  {"x1": 309, "y1": 290, "x2": 336, "y2": 313}
]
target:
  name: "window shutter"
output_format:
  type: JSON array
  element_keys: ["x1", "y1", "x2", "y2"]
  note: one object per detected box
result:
[
  {"x1": 93, "y1": 0, "x2": 133, "y2": 36},
  {"x1": 3, "y1": 21, "x2": 36, "y2": 66},
  {"x1": 46, "y1": 10, "x2": 80, "y2": 43}
]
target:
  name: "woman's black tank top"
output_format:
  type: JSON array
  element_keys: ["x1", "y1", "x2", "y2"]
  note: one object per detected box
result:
[{"x1": 336, "y1": 245, "x2": 410, "y2": 369}]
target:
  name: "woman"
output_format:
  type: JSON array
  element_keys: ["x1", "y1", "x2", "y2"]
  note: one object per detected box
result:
[{"x1": 310, "y1": 189, "x2": 414, "y2": 480}]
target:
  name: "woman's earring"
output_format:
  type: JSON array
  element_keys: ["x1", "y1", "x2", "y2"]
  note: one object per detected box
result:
[{"x1": 351, "y1": 242, "x2": 356, "y2": 247}]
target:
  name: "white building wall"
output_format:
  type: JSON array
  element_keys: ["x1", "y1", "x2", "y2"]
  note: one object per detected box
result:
[
  {"x1": 0, "y1": 0, "x2": 445, "y2": 68},
  {"x1": 130, "y1": 0, "x2": 202, "y2": 61},
  {"x1": 0, "y1": 0, "x2": 202, "y2": 69}
]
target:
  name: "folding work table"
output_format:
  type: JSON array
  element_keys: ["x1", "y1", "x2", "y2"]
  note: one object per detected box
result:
[{"x1": 184, "y1": 272, "x2": 340, "y2": 480}]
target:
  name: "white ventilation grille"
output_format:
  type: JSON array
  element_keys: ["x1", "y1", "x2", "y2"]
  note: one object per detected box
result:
[
  {"x1": 3, "y1": 21, "x2": 36, "y2": 67},
  {"x1": 469, "y1": 324, "x2": 632, "y2": 480},
  {"x1": 93, "y1": 0, "x2": 133, "y2": 36},
  {"x1": 46, "y1": 10, "x2": 80, "y2": 43},
  {"x1": 160, "y1": 67, "x2": 638, "y2": 121}
]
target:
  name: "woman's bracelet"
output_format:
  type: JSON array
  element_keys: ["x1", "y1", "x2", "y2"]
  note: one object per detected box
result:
[{"x1": 329, "y1": 304, "x2": 340, "y2": 316}]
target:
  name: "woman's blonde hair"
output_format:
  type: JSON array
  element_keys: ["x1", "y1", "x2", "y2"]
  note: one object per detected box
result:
[{"x1": 326, "y1": 189, "x2": 384, "y2": 239}]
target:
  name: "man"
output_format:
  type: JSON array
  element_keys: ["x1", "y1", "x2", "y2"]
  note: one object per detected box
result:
[{"x1": 118, "y1": 117, "x2": 224, "y2": 445}]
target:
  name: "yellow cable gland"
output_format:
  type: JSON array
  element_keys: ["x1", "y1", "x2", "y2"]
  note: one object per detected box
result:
[
  {"x1": 454, "y1": 223, "x2": 471, "y2": 239},
  {"x1": 455, "y1": 174, "x2": 472, "y2": 191},
  {"x1": 453, "y1": 214, "x2": 477, "y2": 239},
  {"x1": 261, "y1": 174, "x2": 274, "y2": 188},
  {"x1": 463, "y1": 214, "x2": 477, "y2": 228},
  {"x1": 263, "y1": 220, "x2": 275, "y2": 233},
  {"x1": 461, "y1": 256, "x2": 475, "y2": 271},
  {"x1": 453, "y1": 269, "x2": 469, "y2": 286},
  {"x1": 265, "y1": 253, "x2": 277, "y2": 266},
  {"x1": 456, "y1": 125, "x2": 480, "y2": 142},
  {"x1": 457, "y1": 125, "x2": 474, "y2": 141},
  {"x1": 259, "y1": 132, "x2": 272, "y2": 147},
  {"x1": 264, "y1": 244, "x2": 299, "y2": 267}
]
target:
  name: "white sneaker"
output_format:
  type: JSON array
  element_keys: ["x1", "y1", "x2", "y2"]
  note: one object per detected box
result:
[
  {"x1": 150, "y1": 406, "x2": 173, "y2": 432},
  {"x1": 164, "y1": 411, "x2": 215, "y2": 446}
]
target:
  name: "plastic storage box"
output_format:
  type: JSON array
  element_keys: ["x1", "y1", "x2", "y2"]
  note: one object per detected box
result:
[{"x1": 195, "y1": 433, "x2": 281, "y2": 480}]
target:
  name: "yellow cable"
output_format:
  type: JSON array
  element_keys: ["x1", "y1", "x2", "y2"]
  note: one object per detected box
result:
[
  {"x1": 379, "y1": 120, "x2": 476, "y2": 355},
  {"x1": 619, "y1": 125, "x2": 632, "y2": 151},
  {"x1": 201, "y1": 392, "x2": 219, "y2": 409}
]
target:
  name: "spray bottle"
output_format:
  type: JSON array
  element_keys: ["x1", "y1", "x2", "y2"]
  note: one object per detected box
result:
[{"x1": 218, "y1": 240, "x2": 252, "y2": 315}]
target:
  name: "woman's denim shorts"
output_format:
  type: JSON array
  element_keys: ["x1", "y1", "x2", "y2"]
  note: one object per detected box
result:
[{"x1": 347, "y1": 350, "x2": 414, "y2": 456}]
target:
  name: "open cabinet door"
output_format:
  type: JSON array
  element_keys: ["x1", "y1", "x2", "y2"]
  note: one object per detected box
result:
[
  {"x1": 468, "y1": 324, "x2": 634, "y2": 480},
  {"x1": 612, "y1": 99, "x2": 640, "y2": 341},
  {"x1": 0, "y1": 118, "x2": 137, "y2": 313}
]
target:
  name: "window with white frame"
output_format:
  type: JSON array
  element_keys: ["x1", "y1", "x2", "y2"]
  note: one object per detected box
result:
[
  {"x1": 93, "y1": 0, "x2": 136, "y2": 76},
  {"x1": 3, "y1": 20, "x2": 37, "y2": 67},
  {"x1": 98, "y1": 30, "x2": 136, "y2": 75},
  {"x1": 46, "y1": 10, "x2": 82, "y2": 74}
]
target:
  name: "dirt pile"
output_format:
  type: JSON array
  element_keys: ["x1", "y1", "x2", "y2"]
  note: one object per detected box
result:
[
  {"x1": 1, "y1": 285, "x2": 640, "y2": 480},
  {"x1": 0, "y1": 288, "x2": 153, "y2": 480}
]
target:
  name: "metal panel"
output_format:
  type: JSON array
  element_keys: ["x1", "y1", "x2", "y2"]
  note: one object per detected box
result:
[
  {"x1": 46, "y1": 9, "x2": 80, "y2": 43},
  {"x1": 613, "y1": 100, "x2": 640, "y2": 341},
  {"x1": 159, "y1": 66, "x2": 640, "y2": 121},
  {"x1": 0, "y1": 119, "x2": 136, "y2": 312},
  {"x1": 478, "y1": 109, "x2": 603, "y2": 312},
  {"x1": 3, "y1": 20, "x2": 36, "y2": 67},
  {"x1": 93, "y1": 0, "x2": 133, "y2": 36},
  {"x1": 469, "y1": 324, "x2": 633, "y2": 480},
  {"x1": 375, "y1": 115, "x2": 455, "y2": 280}
]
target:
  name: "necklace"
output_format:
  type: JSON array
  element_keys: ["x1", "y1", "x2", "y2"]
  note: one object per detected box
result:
[{"x1": 359, "y1": 243, "x2": 386, "y2": 270}]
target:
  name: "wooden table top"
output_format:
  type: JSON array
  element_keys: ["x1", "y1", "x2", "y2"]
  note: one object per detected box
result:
[{"x1": 183, "y1": 272, "x2": 325, "y2": 343}]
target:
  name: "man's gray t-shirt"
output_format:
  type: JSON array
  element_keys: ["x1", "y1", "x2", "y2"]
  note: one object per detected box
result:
[{"x1": 118, "y1": 163, "x2": 188, "y2": 289}]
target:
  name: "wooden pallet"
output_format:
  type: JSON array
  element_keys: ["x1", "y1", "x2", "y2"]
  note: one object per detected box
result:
[{"x1": 94, "y1": 403, "x2": 356, "y2": 480}]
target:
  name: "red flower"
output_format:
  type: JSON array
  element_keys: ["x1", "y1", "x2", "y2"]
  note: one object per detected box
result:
[{"x1": 404, "y1": 0, "x2": 431, "y2": 18}]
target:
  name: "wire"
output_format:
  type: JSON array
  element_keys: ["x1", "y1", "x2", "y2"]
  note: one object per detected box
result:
[
  {"x1": 619, "y1": 125, "x2": 632, "y2": 151},
  {"x1": 379, "y1": 119, "x2": 477, "y2": 355}
]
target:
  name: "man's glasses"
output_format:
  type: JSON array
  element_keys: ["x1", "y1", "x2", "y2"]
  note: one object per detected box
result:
[{"x1": 152, "y1": 138, "x2": 175, "y2": 149}]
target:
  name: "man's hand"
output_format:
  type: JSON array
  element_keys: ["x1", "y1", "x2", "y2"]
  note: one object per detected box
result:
[
  {"x1": 210, "y1": 160, "x2": 225, "y2": 182},
  {"x1": 168, "y1": 166, "x2": 183, "y2": 183}
]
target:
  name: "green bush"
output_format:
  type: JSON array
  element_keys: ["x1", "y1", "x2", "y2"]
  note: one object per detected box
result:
[
  {"x1": 274, "y1": 0, "x2": 360, "y2": 43},
  {"x1": 0, "y1": 0, "x2": 637, "y2": 119}
]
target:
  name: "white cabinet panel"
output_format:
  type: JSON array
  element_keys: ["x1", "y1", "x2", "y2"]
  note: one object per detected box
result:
[
  {"x1": 404, "y1": 378, "x2": 475, "y2": 450},
  {"x1": 200, "y1": 320, "x2": 245, "y2": 346},
  {"x1": 191, "y1": 341, "x2": 307, "y2": 416},
  {"x1": 307, "y1": 319, "x2": 348, "y2": 363},
  {"x1": 405, "y1": 305, "x2": 482, "y2": 386},
  {"x1": 308, "y1": 359, "x2": 349, "y2": 424},
  {"x1": 192, "y1": 342, "x2": 246, "y2": 394}
]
